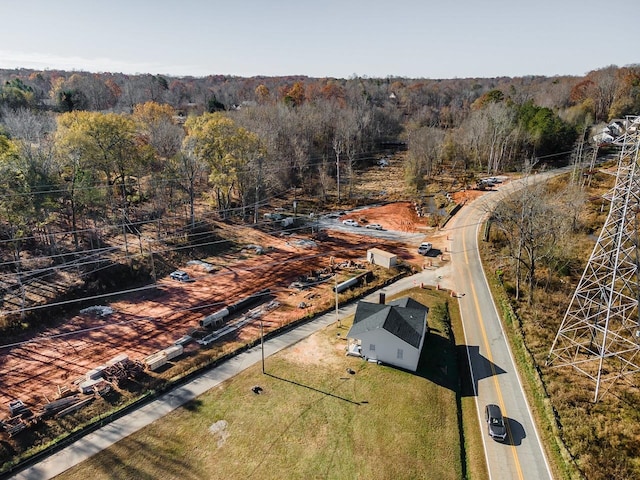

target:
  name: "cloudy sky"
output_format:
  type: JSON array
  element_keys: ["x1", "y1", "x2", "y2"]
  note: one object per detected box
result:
[{"x1": 0, "y1": 0, "x2": 636, "y2": 79}]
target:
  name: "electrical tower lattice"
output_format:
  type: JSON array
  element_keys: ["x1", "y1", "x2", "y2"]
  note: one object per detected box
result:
[{"x1": 548, "y1": 116, "x2": 640, "y2": 402}]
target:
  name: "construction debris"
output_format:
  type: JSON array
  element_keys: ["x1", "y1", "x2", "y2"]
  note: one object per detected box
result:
[
  {"x1": 102, "y1": 359, "x2": 144, "y2": 385},
  {"x1": 42, "y1": 395, "x2": 82, "y2": 418},
  {"x1": 2, "y1": 416, "x2": 28, "y2": 437},
  {"x1": 187, "y1": 259, "x2": 216, "y2": 271},
  {"x1": 8, "y1": 399, "x2": 27, "y2": 416},
  {"x1": 79, "y1": 306, "x2": 114, "y2": 317},
  {"x1": 57, "y1": 397, "x2": 94, "y2": 417}
]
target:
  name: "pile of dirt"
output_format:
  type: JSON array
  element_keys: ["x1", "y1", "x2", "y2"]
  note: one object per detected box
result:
[{"x1": 343, "y1": 202, "x2": 428, "y2": 232}]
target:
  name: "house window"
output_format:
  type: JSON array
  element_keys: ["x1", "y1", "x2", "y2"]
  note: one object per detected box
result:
[
  {"x1": 397, "y1": 348, "x2": 403, "y2": 359},
  {"x1": 369, "y1": 344, "x2": 376, "y2": 351}
]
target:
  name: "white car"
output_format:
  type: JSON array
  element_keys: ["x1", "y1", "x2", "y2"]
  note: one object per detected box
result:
[
  {"x1": 417, "y1": 242, "x2": 432, "y2": 255},
  {"x1": 170, "y1": 270, "x2": 191, "y2": 282},
  {"x1": 342, "y1": 219, "x2": 359, "y2": 227},
  {"x1": 365, "y1": 223, "x2": 383, "y2": 230}
]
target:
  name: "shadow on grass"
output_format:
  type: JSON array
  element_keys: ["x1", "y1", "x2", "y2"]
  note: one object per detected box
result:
[
  {"x1": 265, "y1": 373, "x2": 361, "y2": 405},
  {"x1": 182, "y1": 398, "x2": 204, "y2": 412}
]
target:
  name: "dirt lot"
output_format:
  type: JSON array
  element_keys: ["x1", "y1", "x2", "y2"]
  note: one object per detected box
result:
[{"x1": 0, "y1": 201, "x2": 452, "y2": 415}]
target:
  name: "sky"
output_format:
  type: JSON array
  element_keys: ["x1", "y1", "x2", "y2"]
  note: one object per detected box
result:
[{"x1": 0, "y1": 0, "x2": 637, "y2": 79}]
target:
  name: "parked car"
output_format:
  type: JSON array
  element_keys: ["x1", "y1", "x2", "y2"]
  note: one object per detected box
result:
[
  {"x1": 342, "y1": 219, "x2": 359, "y2": 227},
  {"x1": 417, "y1": 242, "x2": 432, "y2": 255},
  {"x1": 485, "y1": 404, "x2": 507, "y2": 441},
  {"x1": 170, "y1": 270, "x2": 191, "y2": 282},
  {"x1": 365, "y1": 223, "x2": 383, "y2": 230}
]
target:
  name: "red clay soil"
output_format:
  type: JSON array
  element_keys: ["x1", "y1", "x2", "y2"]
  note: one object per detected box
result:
[
  {"x1": 0, "y1": 203, "x2": 439, "y2": 414},
  {"x1": 342, "y1": 201, "x2": 428, "y2": 232}
]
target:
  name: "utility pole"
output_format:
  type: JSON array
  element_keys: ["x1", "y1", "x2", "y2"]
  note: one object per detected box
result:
[
  {"x1": 148, "y1": 238, "x2": 156, "y2": 283},
  {"x1": 260, "y1": 318, "x2": 265, "y2": 374},
  {"x1": 121, "y1": 208, "x2": 131, "y2": 268},
  {"x1": 336, "y1": 152, "x2": 341, "y2": 203},
  {"x1": 254, "y1": 157, "x2": 263, "y2": 224},
  {"x1": 335, "y1": 273, "x2": 341, "y2": 328}
]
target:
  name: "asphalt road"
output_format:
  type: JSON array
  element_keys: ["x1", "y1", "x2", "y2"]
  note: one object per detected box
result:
[{"x1": 445, "y1": 172, "x2": 569, "y2": 480}]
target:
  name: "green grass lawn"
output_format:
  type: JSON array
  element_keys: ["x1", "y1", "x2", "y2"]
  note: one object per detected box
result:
[{"x1": 56, "y1": 288, "x2": 479, "y2": 480}]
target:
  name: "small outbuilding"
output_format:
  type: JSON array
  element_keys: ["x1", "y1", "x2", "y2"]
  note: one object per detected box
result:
[
  {"x1": 366, "y1": 248, "x2": 397, "y2": 269},
  {"x1": 346, "y1": 296, "x2": 428, "y2": 371}
]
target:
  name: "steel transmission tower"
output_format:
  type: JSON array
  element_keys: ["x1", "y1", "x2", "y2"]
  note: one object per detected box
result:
[{"x1": 548, "y1": 116, "x2": 640, "y2": 402}]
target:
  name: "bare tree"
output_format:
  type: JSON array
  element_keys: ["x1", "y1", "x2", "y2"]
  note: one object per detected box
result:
[
  {"x1": 489, "y1": 178, "x2": 570, "y2": 303},
  {"x1": 174, "y1": 141, "x2": 207, "y2": 228},
  {"x1": 405, "y1": 124, "x2": 445, "y2": 190}
]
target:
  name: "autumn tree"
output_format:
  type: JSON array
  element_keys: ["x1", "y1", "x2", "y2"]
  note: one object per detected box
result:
[
  {"x1": 609, "y1": 66, "x2": 640, "y2": 119},
  {"x1": 0, "y1": 133, "x2": 36, "y2": 311},
  {"x1": 54, "y1": 113, "x2": 103, "y2": 245},
  {"x1": 0, "y1": 133, "x2": 30, "y2": 232},
  {"x1": 0, "y1": 79, "x2": 36, "y2": 110},
  {"x1": 56, "y1": 111, "x2": 146, "y2": 209},
  {"x1": 284, "y1": 82, "x2": 305, "y2": 107},
  {"x1": 132, "y1": 101, "x2": 183, "y2": 159},
  {"x1": 183, "y1": 113, "x2": 264, "y2": 218},
  {"x1": 255, "y1": 84, "x2": 271, "y2": 104},
  {"x1": 49, "y1": 73, "x2": 117, "y2": 112}
]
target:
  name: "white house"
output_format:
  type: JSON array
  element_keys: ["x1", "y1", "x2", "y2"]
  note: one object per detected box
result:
[{"x1": 346, "y1": 297, "x2": 428, "y2": 371}]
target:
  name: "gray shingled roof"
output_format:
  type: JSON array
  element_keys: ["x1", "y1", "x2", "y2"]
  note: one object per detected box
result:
[{"x1": 348, "y1": 298, "x2": 428, "y2": 348}]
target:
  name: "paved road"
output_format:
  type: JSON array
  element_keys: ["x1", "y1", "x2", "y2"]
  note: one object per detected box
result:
[
  {"x1": 445, "y1": 172, "x2": 568, "y2": 480},
  {"x1": 12, "y1": 264, "x2": 453, "y2": 480}
]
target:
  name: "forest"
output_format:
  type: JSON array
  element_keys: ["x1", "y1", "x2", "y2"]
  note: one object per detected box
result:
[
  {"x1": 1, "y1": 64, "x2": 640, "y2": 479},
  {"x1": 1, "y1": 64, "x2": 639, "y2": 326}
]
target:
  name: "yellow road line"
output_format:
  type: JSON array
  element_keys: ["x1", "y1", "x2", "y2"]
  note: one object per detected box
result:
[{"x1": 468, "y1": 269, "x2": 524, "y2": 480}]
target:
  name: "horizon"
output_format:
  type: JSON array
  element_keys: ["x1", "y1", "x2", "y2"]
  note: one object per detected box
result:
[
  {"x1": 0, "y1": 0, "x2": 638, "y2": 80},
  {"x1": 0, "y1": 62, "x2": 607, "y2": 81}
]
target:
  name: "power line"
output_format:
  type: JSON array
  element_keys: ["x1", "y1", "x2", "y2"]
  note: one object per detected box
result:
[{"x1": 0, "y1": 235, "x2": 379, "y2": 319}]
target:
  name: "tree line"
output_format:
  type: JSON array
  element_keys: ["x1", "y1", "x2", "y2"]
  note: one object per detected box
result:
[{"x1": 0, "y1": 64, "x2": 639, "y2": 316}]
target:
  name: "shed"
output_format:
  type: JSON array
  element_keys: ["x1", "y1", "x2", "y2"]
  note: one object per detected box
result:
[
  {"x1": 366, "y1": 248, "x2": 397, "y2": 269},
  {"x1": 346, "y1": 296, "x2": 428, "y2": 371}
]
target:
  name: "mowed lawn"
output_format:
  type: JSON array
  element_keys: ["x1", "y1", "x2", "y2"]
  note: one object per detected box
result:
[{"x1": 57, "y1": 290, "x2": 467, "y2": 480}]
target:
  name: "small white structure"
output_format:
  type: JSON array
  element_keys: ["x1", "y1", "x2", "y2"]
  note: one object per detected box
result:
[
  {"x1": 78, "y1": 378, "x2": 102, "y2": 394},
  {"x1": 106, "y1": 353, "x2": 128, "y2": 366},
  {"x1": 144, "y1": 344, "x2": 184, "y2": 371},
  {"x1": 346, "y1": 297, "x2": 428, "y2": 372},
  {"x1": 366, "y1": 248, "x2": 397, "y2": 269},
  {"x1": 85, "y1": 365, "x2": 106, "y2": 381}
]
